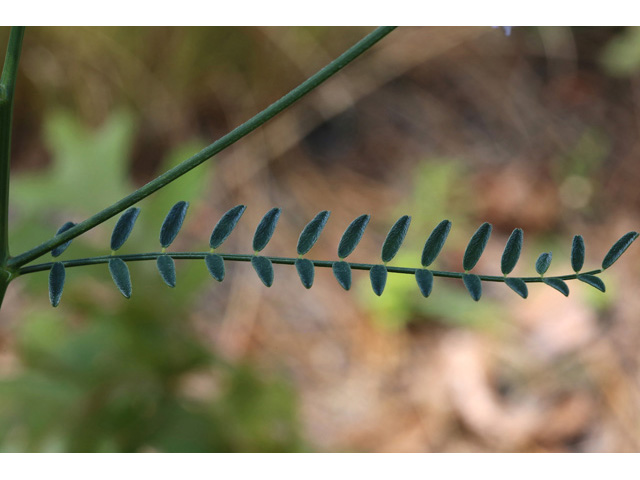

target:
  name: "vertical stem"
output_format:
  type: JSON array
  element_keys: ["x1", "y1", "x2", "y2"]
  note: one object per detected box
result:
[{"x1": 0, "y1": 27, "x2": 26, "y2": 308}]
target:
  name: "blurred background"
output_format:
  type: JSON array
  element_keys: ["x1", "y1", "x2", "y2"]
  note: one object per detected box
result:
[{"x1": 0, "y1": 26, "x2": 640, "y2": 452}]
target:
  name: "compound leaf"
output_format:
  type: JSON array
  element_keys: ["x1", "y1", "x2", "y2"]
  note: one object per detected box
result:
[
  {"x1": 160, "y1": 201, "x2": 189, "y2": 248},
  {"x1": 370, "y1": 265, "x2": 388, "y2": 296},
  {"x1": 110, "y1": 207, "x2": 140, "y2": 251},
  {"x1": 295, "y1": 258, "x2": 315, "y2": 289},
  {"x1": 51, "y1": 221, "x2": 76, "y2": 257},
  {"x1": 338, "y1": 214, "x2": 370, "y2": 259},
  {"x1": 253, "y1": 208, "x2": 281, "y2": 253},
  {"x1": 415, "y1": 269, "x2": 434, "y2": 298},
  {"x1": 251, "y1": 255, "x2": 274, "y2": 287},
  {"x1": 332, "y1": 261, "x2": 351, "y2": 290},
  {"x1": 571, "y1": 235, "x2": 585, "y2": 273},
  {"x1": 108, "y1": 257, "x2": 132, "y2": 298},
  {"x1": 578, "y1": 274, "x2": 605, "y2": 292},
  {"x1": 602, "y1": 231, "x2": 639, "y2": 269},
  {"x1": 381, "y1": 215, "x2": 411, "y2": 263},
  {"x1": 205, "y1": 253, "x2": 225, "y2": 282},
  {"x1": 297, "y1": 210, "x2": 330, "y2": 256},
  {"x1": 463, "y1": 222, "x2": 492, "y2": 271},
  {"x1": 535, "y1": 252, "x2": 552, "y2": 275},
  {"x1": 156, "y1": 255, "x2": 176, "y2": 288},
  {"x1": 209, "y1": 205, "x2": 246, "y2": 249},
  {"x1": 48, "y1": 262, "x2": 65, "y2": 307},
  {"x1": 542, "y1": 277, "x2": 569, "y2": 296},
  {"x1": 505, "y1": 277, "x2": 528, "y2": 299},
  {"x1": 501, "y1": 228, "x2": 523, "y2": 275},
  {"x1": 421, "y1": 220, "x2": 451, "y2": 267},
  {"x1": 462, "y1": 273, "x2": 482, "y2": 301}
]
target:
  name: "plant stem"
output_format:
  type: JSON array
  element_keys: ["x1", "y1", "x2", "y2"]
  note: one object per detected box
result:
[
  {"x1": 8, "y1": 26, "x2": 397, "y2": 270},
  {"x1": 17, "y1": 251, "x2": 603, "y2": 283}
]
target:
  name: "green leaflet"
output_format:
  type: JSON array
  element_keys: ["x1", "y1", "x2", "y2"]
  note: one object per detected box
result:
[
  {"x1": 571, "y1": 235, "x2": 585, "y2": 273},
  {"x1": 332, "y1": 261, "x2": 351, "y2": 290},
  {"x1": 501, "y1": 228, "x2": 522, "y2": 275},
  {"x1": 542, "y1": 277, "x2": 569, "y2": 296},
  {"x1": 295, "y1": 258, "x2": 315, "y2": 289},
  {"x1": 157, "y1": 255, "x2": 176, "y2": 288},
  {"x1": 415, "y1": 269, "x2": 433, "y2": 298},
  {"x1": 381, "y1": 215, "x2": 411, "y2": 263},
  {"x1": 337, "y1": 214, "x2": 370, "y2": 259},
  {"x1": 602, "y1": 231, "x2": 639, "y2": 269},
  {"x1": 160, "y1": 201, "x2": 189, "y2": 248},
  {"x1": 421, "y1": 220, "x2": 451, "y2": 267},
  {"x1": 535, "y1": 252, "x2": 552, "y2": 275},
  {"x1": 51, "y1": 221, "x2": 76, "y2": 257},
  {"x1": 463, "y1": 222, "x2": 492, "y2": 271},
  {"x1": 108, "y1": 257, "x2": 132, "y2": 298},
  {"x1": 253, "y1": 208, "x2": 281, "y2": 253},
  {"x1": 462, "y1": 273, "x2": 482, "y2": 301},
  {"x1": 505, "y1": 277, "x2": 528, "y2": 299},
  {"x1": 297, "y1": 211, "x2": 330, "y2": 256},
  {"x1": 251, "y1": 256, "x2": 274, "y2": 287},
  {"x1": 370, "y1": 264, "x2": 388, "y2": 296},
  {"x1": 205, "y1": 253, "x2": 225, "y2": 282},
  {"x1": 578, "y1": 274, "x2": 605, "y2": 292},
  {"x1": 110, "y1": 207, "x2": 140, "y2": 251},
  {"x1": 209, "y1": 205, "x2": 246, "y2": 249},
  {"x1": 48, "y1": 262, "x2": 65, "y2": 307}
]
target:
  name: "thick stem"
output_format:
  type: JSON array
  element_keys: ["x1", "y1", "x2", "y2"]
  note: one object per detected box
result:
[{"x1": 8, "y1": 26, "x2": 397, "y2": 270}]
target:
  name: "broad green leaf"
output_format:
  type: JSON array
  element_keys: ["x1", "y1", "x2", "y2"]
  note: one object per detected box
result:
[
  {"x1": 159, "y1": 201, "x2": 189, "y2": 248},
  {"x1": 157, "y1": 255, "x2": 176, "y2": 288},
  {"x1": 48, "y1": 262, "x2": 65, "y2": 307},
  {"x1": 251, "y1": 256, "x2": 274, "y2": 287},
  {"x1": 370, "y1": 265, "x2": 388, "y2": 296},
  {"x1": 297, "y1": 211, "x2": 330, "y2": 256},
  {"x1": 332, "y1": 261, "x2": 351, "y2": 290},
  {"x1": 602, "y1": 231, "x2": 639, "y2": 269},
  {"x1": 205, "y1": 253, "x2": 225, "y2": 282},
  {"x1": 415, "y1": 269, "x2": 434, "y2": 297},
  {"x1": 578, "y1": 274, "x2": 605, "y2": 292},
  {"x1": 505, "y1": 277, "x2": 528, "y2": 299},
  {"x1": 209, "y1": 205, "x2": 246, "y2": 249},
  {"x1": 110, "y1": 207, "x2": 140, "y2": 251},
  {"x1": 253, "y1": 208, "x2": 281, "y2": 253},
  {"x1": 542, "y1": 277, "x2": 569, "y2": 296},
  {"x1": 51, "y1": 221, "x2": 76, "y2": 257},
  {"x1": 463, "y1": 222, "x2": 492, "y2": 271},
  {"x1": 295, "y1": 258, "x2": 315, "y2": 289},
  {"x1": 535, "y1": 252, "x2": 552, "y2": 275},
  {"x1": 462, "y1": 273, "x2": 482, "y2": 301},
  {"x1": 421, "y1": 220, "x2": 451, "y2": 267},
  {"x1": 501, "y1": 228, "x2": 522, "y2": 275},
  {"x1": 381, "y1": 215, "x2": 411, "y2": 263},
  {"x1": 571, "y1": 235, "x2": 585, "y2": 273},
  {"x1": 338, "y1": 214, "x2": 370, "y2": 259},
  {"x1": 108, "y1": 257, "x2": 132, "y2": 298}
]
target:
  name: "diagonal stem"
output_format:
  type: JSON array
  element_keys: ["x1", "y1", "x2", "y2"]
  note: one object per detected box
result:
[{"x1": 7, "y1": 26, "x2": 397, "y2": 270}]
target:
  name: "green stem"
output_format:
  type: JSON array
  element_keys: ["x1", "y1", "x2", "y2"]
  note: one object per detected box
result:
[
  {"x1": 7, "y1": 26, "x2": 397, "y2": 270},
  {"x1": 17, "y1": 251, "x2": 603, "y2": 283}
]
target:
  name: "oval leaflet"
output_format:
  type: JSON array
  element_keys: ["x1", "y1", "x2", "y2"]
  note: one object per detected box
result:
[
  {"x1": 462, "y1": 273, "x2": 482, "y2": 301},
  {"x1": 297, "y1": 211, "x2": 330, "y2": 256},
  {"x1": 253, "y1": 208, "x2": 281, "y2": 253},
  {"x1": 108, "y1": 257, "x2": 132, "y2": 298},
  {"x1": 421, "y1": 220, "x2": 451, "y2": 267},
  {"x1": 602, "y1": 231, "x2": 639, "y2": 270},
  {"x1": 160, "y1": 201, "x2": 189, "y2": 248},
  {"x1": 157, "y1": 255, "x2": 176, "y2": 288},
  {"x1": 535, "y1": 252, "x2": 552, "y2": 275},
  {"x1": 463, "y1": 223, "x2": 492, "y2": 272},
  {"x1": 571, "y1": 235, "x2": 585, "y2": 273},
  {"x1": 370, "y1": 265, "x2": 388, "y2": 296},
  {"x1": 48, "y1": 262, "x2": 65, "y2": 307},
  {"x1": 501, "y1": 228, "x2": 522, "y2": 275},
  {"x1": 205, "y1": 253, "x2": 225, "y2": 282},
  {"x1": 251, "y1": 255, "x2": 274, "y2": 287},
  {"x1": 210, "y1": 205, "x2": 246, "y2": 249},
  {"x1": 295, "y1": 258, "x2": 315, "y2": 289},
  {"x1": 415, "y1": 269, "x2": 434, "y2": 297},
  {"x1": 338, "y1": 215, "x2": 370, "y2": 259},
  {"x1": 381, "y1": 215, "x2": 411, "y2": 263},
  {"x1": 51, "y1": 221, "x2": 76, "y2": 257},
  {"x1": 332, "y1": 261, "x2": 352, "y2": 290},
  {"x1": 111, "y1": 207, "x2": 140, "y2": 251}
]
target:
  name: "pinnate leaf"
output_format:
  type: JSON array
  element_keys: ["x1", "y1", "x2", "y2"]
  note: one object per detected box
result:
[
  {"x1": 253, "y1": 208, "x2": 281, "y2": 253},
  {"x1": 297, "y1": 211, "x2": 330, "y2": 256},
  {"x1": 332, "y1": 261, "x2": 351, "y2": 290},
  {"x1": 111, "y1": 207, "x2": 140, "y2": 251},
  {"x1": 338, "y1": 214, "x2": 370, "y2": 259},
  {"x1": 578, "y1": 274, "x2": 605, "y2": 292},
  {"x1": 251, "y1": 256, "x2": 274, "y2": 287},
  {"x1": 463, "y1": 222, "x2": 492, "y2": 271},
  {"x1": 109, "y1": 257, "x2": 132, "y2": 298},
  {"x1": 205, "y1": 253, "x2": 225, "y2": 282},
  {"x1": 209, "y1": 205, "x2": 246, "y2": 249},
  {"x1": 370, "y1": 265, "x2": 388, "y2": 296},
  {"x1": 160, "y1": 201, "x2": 189, "y2": 248},
  {"x1": 48, "y1": 262, "x2": 65, "y2": 307},
  {"x1": 415, "y1": 269, "x2": 434, "y2": 297},
  {"x1": 462, "y1": 273, "x2": 482, "y2": 301},
  {"x1": 505, "y1": 277, "x2": 528, "y2": 299},
  {"x1": 535, "y1": 252, "x2": 552, "y2": 275},
  {"x1": 571, "y1": 235, "x2": 585, "y2": 273},
  {"x1": 602, "y1": 231, "x2": 639, "y2": 269},
  {"x1": 542, "y1": 277, "x2": 569, "y2": 296},
  {"x1": 157, "y1": 255, "x2": 176, "y2": 288},
  {"x1": 381, "y1": 215, "x2": 411, "y2": 263},
  {"x1": 421, "y1": 220, "x2": 451, "y2": 267},
  {"x1": 295, "y1": 258, "x2": 315, "y2": 289},
  {"x1": 501, "y1": 228, "x2": 522, "y2": 275},
  {"x1": 51, "y1": 221, "x2": 76, "y2": 257}
]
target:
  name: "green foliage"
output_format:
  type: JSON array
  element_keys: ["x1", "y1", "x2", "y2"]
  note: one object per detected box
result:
[
  {"x1": 297, "y1": 211, "x2": 330, "y2": 256},
  {"x1": 578, "y1": 274, "x2": 606, "y2": 292},
  {"x1": 542, "y1": 277, "x2": 569, "y2": 297},
  {"x1": 109, "y1": 258, "x2": 132, "y2": 299},
  {"x1": 205, "y1": 253, "x2": 225, "y2": 282},
  {"x1": 48, "y1": 262, "x2": 65, "y2": 307},
  {"x1": 501, "y1": 228, "x2": 523, "y2": 275},
  {"x1": 463, "y1": 222, "x2": 492, "y2": 272},
  {"x1": 157, "y1": 255, "x2": 177, "y2": 288},
  {"x1": 602, "y1": 232, "x2": 639, "y2": 269},
  {"x1": 160, "y1": 201, "x2": 189, "y2": 249},
  {"x1": 251, "y1": 256, "x2": 274, "y2": 287},
  {"x1": 505, "y1": 278, "x2": 528, "y2": 299},
  {"x1": 337, "y1": 214, "x2": 370, "y2": 259},
  {"x1": 462, "y1": 273, "x2": 482, "y2": 301},
  {"x1": 571, "y1": 235, "x2": 585, "y2": 273},
  {"x1": 381, "y1": 215, "x2": 411, "y2": 263},
  {"x1": 369, "y1": 264, "x2": 388, "y2": 296},
  {"x1": 332, "y1": 261, "x2": 351, "y2": 290},
  {"x1": 415, "y1": 269, "x2": 433, "y2": 298},
  {"x1": 51, "y1": 222, "x2": 76, "y2": 257},
  {"x1": 209, "y1": 205, "x2": 246, "y2": 250},
  {"x1": 110, "y1": 208, "x2": 140, "y2": 252},
  {"x1": 295, "y1": 258, "x2": 315, "y2": 289},
  {"x1": 253, "y1": 208, "x2": 281, "y2": 253},
  {"x1": 421, "y1": 220, "x2": 452, "y2": 267},
  {"x1": 536, "y1": 252, "x2": 552, "y2": 275}
]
